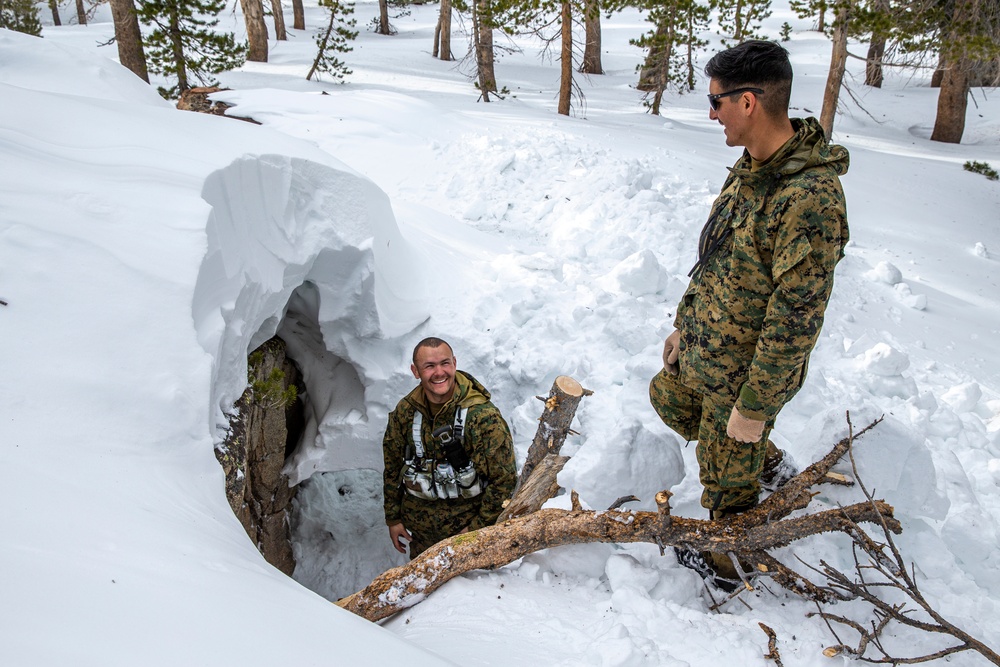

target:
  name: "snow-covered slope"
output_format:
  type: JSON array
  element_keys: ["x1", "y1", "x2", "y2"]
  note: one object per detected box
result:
[
  {"x1": 2, "y1": 0, "x2": 1000, "y2": 663},
  {"x1": 0, "y1": 29, "x2": 444, "y2": 666}
]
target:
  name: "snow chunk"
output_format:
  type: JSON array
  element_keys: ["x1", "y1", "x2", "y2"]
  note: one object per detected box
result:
[
  {"x1": 860, "y1": 342, "x2": 910, "y2": 376},
  {"x1": 797, "y1": 409, "x2": 949, "y2": 521},
  {"x1": 941, "y1": 382, "x2": 983, "y2": 414},
  {"x1": 602, "y1": 249, "x2": 667, "y2": 297},
  {"x1": 864, "y1": 260, "x2": 903, "y2": 285},
  {"x1": 974, "y1": 242, "x2": 990, "y2": 258},
  {"x1": 605, "y1": 554, "x2": 660, "y2": 594},
  {"x1": 894, "y1": 282, "x2": 927, "y2": 310}
]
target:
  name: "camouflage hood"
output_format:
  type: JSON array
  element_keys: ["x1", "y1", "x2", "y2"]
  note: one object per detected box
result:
[
  {"x1": 403, "y1": 370, "x2": 491, "y2": 416},
  {"x1": 732, "y1": 117, "x2": 849, "y2": 185}
]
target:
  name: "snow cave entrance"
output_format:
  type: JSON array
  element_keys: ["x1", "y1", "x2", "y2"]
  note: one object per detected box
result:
[{"x1": 275, "y1": 282, "x2": 409, "y2": 602}]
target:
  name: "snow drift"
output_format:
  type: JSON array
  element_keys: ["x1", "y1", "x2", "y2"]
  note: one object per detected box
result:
[{"x1": 0, "y1": 29, "x2": 444, "y2": 666}]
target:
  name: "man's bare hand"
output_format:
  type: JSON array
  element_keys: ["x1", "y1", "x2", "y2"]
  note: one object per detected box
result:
[
  {"x1": 388, "y1": 522, "x2": 413, "y2": 554},
  {"x1": 727, "y1": 406, "x2": 766, "y2": 443},
  {"x1": 662, "y1": 330, "x2": 681, "y2": 375}
]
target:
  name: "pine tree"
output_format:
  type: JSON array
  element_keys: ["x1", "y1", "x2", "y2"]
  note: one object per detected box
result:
[
  {"x1": 306, "y1": 0, "x2": 357, "y2": 81},
  {"x1": 1, "y1": 0, "x2": 42, "y2": 35},
  {"x1": 137, "y1": 0, "x2": 247, "y2": 98},
  {"x1": 633, "y1": 0, "x2": 709, "y2": 113},
  {"x1": 790, "y1": 0, "x2": 827, "y2": 31},
  {"x1": 713, "y1": 0, "x2": 772, "y2": 42}
]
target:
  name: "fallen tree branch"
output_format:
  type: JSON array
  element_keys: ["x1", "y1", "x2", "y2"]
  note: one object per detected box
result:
[
  {"x1": 759, "y1": 622, "x2": 784, "y2": 667},
  {"x1": 337, "y1": 484, "x2": 896, "y2": 621},
  {"x1": 805, "y1": 416, "x2": 1000, "y2": 665}
]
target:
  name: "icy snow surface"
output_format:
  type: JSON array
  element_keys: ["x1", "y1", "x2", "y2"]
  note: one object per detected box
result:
[{"x1": 3, "y1": 0, "x2": 1000, "y2": 664}]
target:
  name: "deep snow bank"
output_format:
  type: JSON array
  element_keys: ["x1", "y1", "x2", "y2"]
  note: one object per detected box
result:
[
  {"x1": 193, "y1": 151, "x2": 430, "y2": 477},
  {"x1": 0, "y1": 30, "x2": 446, "y2": 666}
]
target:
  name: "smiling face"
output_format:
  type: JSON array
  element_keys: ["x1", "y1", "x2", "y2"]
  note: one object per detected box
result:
[
  {"x1": 411, "y1": 343, "x2": 457, "y2": 405},
  {"x1": 708, "y1": 79, "x2": 753, "y2": 149}
]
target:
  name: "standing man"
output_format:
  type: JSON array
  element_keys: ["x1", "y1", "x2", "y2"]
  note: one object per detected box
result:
[
  {"x1": 383, "y1": 337, "x2": 517, "y2": 557},
  {"x1": 649, "y1": 41, "x2": 849, "y2": 585}
]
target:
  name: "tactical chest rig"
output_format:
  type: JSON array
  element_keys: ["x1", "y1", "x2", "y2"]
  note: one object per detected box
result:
[{"x1": 402, "y1": 407, "x2": 486, "y2": 501}]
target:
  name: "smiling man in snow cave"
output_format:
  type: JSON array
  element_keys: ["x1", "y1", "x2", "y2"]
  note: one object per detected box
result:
[
  {"x1": 382, "y1": 337, "x2": 517, "y2": 558},
  {"x1": 649, "y1": 40, "x2": 850, "y2": 590}
]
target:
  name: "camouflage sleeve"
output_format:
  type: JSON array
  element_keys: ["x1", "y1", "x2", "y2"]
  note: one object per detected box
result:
[
  {"x1": 464, "y1": 404, "x2": 517, "y2": 531},
  {"x1": 382, "y1": 407, "x2": 408, "y2": 526},
  {"x1": 737, "y1": 179, "x2": 848, "y2": 420}
]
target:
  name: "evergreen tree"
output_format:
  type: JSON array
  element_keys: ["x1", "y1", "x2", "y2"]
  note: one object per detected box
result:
[
  {"x1": 136, "y1": 0, "x2": 247, "y2": 98},
  {"x1": 633, "y1": 0, "x2": 709, "y2": 113},
  {"x1": 1, "y1": 0, "x2": 42, "y2": 35},
  {"x1": 713, "y1": 0, "x2": 772, "y2": 42},
  {"x1": 790, "y1": 0, "x2": 827, "y2": 30},
  {"x1": 306, "y1": 0, "x2": 357, "y2": 81}
]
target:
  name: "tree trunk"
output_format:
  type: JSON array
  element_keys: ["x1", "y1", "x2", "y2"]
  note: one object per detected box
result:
[
  {"x1": 819, "y1": 2, "x2": 850, "y2": 139},
  {"x1": 931, "y1": 51, "x2": 945, "y2": 87},
  {"x1": 558, "y1": 0, "x2": 573, "y2": 115},
  {"x1": 74, "y1": 0, "x2": 86, "y2": 25},
  {"x1": 580, "y1": 0, "x2": 603, "y2": 74},
  {"x1": 109, "y1": 0, "x2": 149, "y2": 82},
  {"x1": 48, "y1": 0, "x2": 61, "y2": 26},
  {"x1": 438, "y1": 0, "x2": 452, "y2": 61},
  {"x1": 931, "y1": 64, "x2": 969, "y2": 143},
  {"x1": 376, "y1": 0, "x2": 390, "y2": 35},
  {"x1": 270, "y1": 0, "x2": 286, "y2": 40},
  {"x1": 865, "y1": 37, "x2": 885, "y2": 88},
  {"x1": 685, "y1": 14, "x2": 696, "y2": 90},
  {"x1": 241, "y1": 0, "x2": 269, "y2": 62},
  {"x1": 501, "y1": 375, "x2": 590, "y2": 520},
  {"x1": 637, "y1": 23, "x2": 669, "y2": 91},
  {"x1": 733, "y1": 0, "x2": 745, "y2": 41},
  {"x1": 168, "y1": 7, "x2": 188, "y2": 93},
  {"x1": 864, "y1": 0, "x2": 888, "y2": 87},
  {"x1": 517, "y1": 376, "x2": 588, "y2": 484},
  {"x1": 500, "y1": 454, "x2": 570, "y2": 520},
  {"x1": 306, "y1": 5, "x2": 336, "y2": 80},
  {"x1": 931, "y1": 0, "x2": 976, "y2": 143},
  {"x1": 471, "y1": 0, "x2": 497, "y2": 99},
  {"x1": 432, "y1": 17, "x2": 441, "y2": 58},
  {"x1": 292, "y1": 0, "x2": 304, "y2": 30}
]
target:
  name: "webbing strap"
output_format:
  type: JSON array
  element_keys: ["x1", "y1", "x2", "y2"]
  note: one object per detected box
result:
[
  {"x1": 412, "y1": 411, "x2": 424, "y2": 458},
  {"x1": 411, "y1": 407, "x2": 469, "y2": 459}
]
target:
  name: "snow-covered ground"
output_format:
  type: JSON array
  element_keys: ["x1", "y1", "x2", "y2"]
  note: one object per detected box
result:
[{"x1": 2, "y1": 1, "x2": 999, "y2": 664}]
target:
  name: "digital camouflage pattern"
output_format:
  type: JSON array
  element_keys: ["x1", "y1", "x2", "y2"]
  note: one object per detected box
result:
[
  {"x1": 383, "y1": 370, "x2": 516, "y2": 556},
  {"x1": 651, "y1": 116, "x2": 848, "y2": 512},
  {"x1": 675, "y1": 116, "x2": 849, "y2": 421},
  {"x1": 650, "y1": 368, "x2": 771, "y2": 510}
]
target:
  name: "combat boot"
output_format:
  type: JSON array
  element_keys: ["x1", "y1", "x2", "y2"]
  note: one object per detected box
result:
[
  {"x1": 705, "y1": 504, "x2": 757, "y2": 592},
  {"x1": 760, "y1": 440, "x2": 798, "y2": 492}
]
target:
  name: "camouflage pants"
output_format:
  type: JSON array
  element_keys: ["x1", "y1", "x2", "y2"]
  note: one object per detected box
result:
[
  {"x1": 401, "y1": 494, "x2": 480, "y2": 559},
  {"x1": 649, "y1": 369, "x2": 772, "y2": 512}
]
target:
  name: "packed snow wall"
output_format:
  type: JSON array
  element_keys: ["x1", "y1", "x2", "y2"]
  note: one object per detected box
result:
[
  {"x1": 192, "y1": 153, "x2": 429, "y2": 596},
  {"x1": 193, "y1": 153, "x2": 429, "y2": 473}
]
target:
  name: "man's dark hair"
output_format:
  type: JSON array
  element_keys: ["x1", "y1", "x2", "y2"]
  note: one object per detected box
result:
[
  {"x1": 705, "y1": 40, "x2": 792, "y2": 117},
  {"x1": 412, "y1": 337, "x2": 453, "y2": 364}
]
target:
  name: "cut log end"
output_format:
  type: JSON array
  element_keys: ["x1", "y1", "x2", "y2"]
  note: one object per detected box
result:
[
  {"x1": 655, "y1": 490, "x2": 673, "y2": 514},
  {"x1": 555, "y1": 375, "x2": 584, "y2": 398}
]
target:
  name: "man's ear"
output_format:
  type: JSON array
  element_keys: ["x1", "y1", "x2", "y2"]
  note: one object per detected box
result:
[{"x1": 410, "y1": 364, "x2": 420, "y2": 379}]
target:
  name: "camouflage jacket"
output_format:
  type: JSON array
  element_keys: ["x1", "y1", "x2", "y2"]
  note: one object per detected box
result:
[
  {"x1": 675, "y1": 117, "x2": 849, "y2": 421},
  {"x1": 382, "y1": 370, "x2": 517, "y2": 532}
]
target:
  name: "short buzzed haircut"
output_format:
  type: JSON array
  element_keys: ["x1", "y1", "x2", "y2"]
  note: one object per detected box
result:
[
  {"x1": 705, "y1": 40, "x2": 793, "y2": 118},
  {"x1": 412, "y1": 337, "x2": 453, "y2": 364}
]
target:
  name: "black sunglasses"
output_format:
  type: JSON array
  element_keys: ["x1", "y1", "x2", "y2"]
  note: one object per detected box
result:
[{"x1": 707, "y1": 87, "x2": 765, "y2": 111}]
